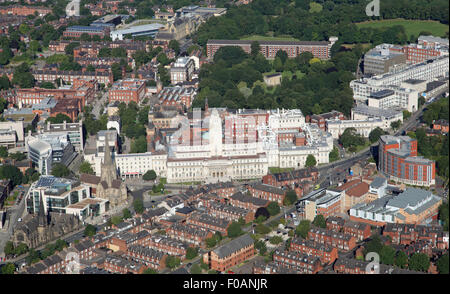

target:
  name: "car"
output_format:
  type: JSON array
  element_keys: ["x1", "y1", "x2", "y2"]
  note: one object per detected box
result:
[
  {"x1": 186, "y1": 263, "x2": 192, "y2": 268},
  {"x1": 17, "y1": 218, "x2": 22, "y2": 222}
]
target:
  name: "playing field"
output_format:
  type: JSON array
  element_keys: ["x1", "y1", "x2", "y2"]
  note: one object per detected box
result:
[{"x1": 355, "y1": 19, "x2": 449, "y2": 39}]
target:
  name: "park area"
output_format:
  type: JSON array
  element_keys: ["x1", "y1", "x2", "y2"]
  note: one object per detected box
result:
[{"x1": 355, "y1": 19, "x2": 449, "y2": 39}]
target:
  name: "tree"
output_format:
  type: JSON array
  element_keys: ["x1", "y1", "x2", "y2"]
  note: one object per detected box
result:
[
  {"x1": 283, "y1": 190, "x2": 297, "y2": 206},
  {"x1": 3, "y1": 241, "x2": 15, "y2": 256},
  {"x1": 312, "y1": 215, "x2": 326, "y2": 228},
  {"x1": 1, "y1": 263, "x2": 16, "y2": 274},
  {"x1": 79, "y1": 161, "x2": 94, "y2": 175},
  {"x1": 133, "y1": 199, "x2": 144, "y2": 214},
  {"x1": 305, "y1": 154, "x2": 317, "y2": 167},
  {"x1": 143, "y1": 268, "x2": 158, "y2": 274},
  {"x1": 186, "y1": 247, "x2": 198, "y2": 260},
  {"x1": 227, "y1": 222, "x2": 243, "y2": 238},
  {"x1": 46, "y1": 113, "x2": 72, "y2": 124},
  {"x1": 165, "y1": 256, "x2": 181, "y2": 269},
  {"x1": 269, "y1": 236, "x2": 283, "y2": 245},
  {"x1": 0, "y1": 165, "x2": 23, "y2": 186},
  {"x1": 111, "y1": 215, "x2": 123, "y2": 226},
  {"x1": 84, "y1": 224, "x2": 97, "y2": 237},
  {"x1": 255, "y1": 224, "x2": 271, "y2": 235},
  {"x1": 205, "y1": 237, "x2": 217, "y2": 248},
  {"x1": 380, "y1": 245, "x2": 396, "y2": 265},
  {"x1": 254, "y1": 240, "x2": 267, "y2": 255},
  {"x1": 369, "y1": 127, "x2": 386, "y2": 144},
  {"x1": 436, "y1": 254, "x2": 449, "y2": 274},
  {"x1": 51, "y1": 163, "x2": 70, "y2": 178},
  {"x1": 255, "y1": 207, "x2": 270, "y2": 220},
  {"x1": 143, "y1": 170, "x2": 157, "y2": 181},
  {"x1": 390, "y1": 120, "x2": 402, "y2": 131},
  {"x1": 364, "y1": 235, "x2": 383, "y2": 256},
  {"x1": 267, "y1": 202, "x2": 280, "y2": 216},
  {"x1": 190, "y1": 264, "x2": 202, "y2": 274},
  {"x1": 395, "y1": 251, "x2": 408, "y2": 269},
  {"x1": 295, "y1": 220, "x2": 311, "y2": 239},
  {"x1": 403, "y1": 110, "x2": 412, "y2": 120},
  {"x1": 408, "y1": 253, "x2": 430, "y2": 272},
  {"x1": 168, "y1": 40, "x2": 180, "y2": 55},
  {"x1": 122, "y1": 208, "x2": 132, "y2": 219},
  {"x1": 130, "y1": 136, "x2": 147, "y2": 153},
  {"x1": 0, "y1": 146, "x2": 8, "y2": 158},
  {"x1": 39, "y1": 82, "x2": 56, "y2": 89},
  {"x1": 251, "y1": 41, "x2": 260, "y2": 57},
  {"x1": 329, "y1": 146, "x2": 339, "y2": 162}
]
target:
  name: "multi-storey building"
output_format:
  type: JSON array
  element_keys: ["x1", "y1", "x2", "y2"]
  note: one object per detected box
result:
[
  {"x1": 63, "y1": 25, "x2": 110, "y2": 38},
  {"x1": 186, "y1": 212, "x2": 231, "y2": 236},
  {"x1": 382, "y1": 223, "x2": 449, "y2": 249},
  {"x1": 308, "y1": 227, "x2": 357, "y2": 251},
  {"x1": 208, "y1": 202, "x2": 254, "y2": 223},
  {"x1": 40, "y1": 121, "x2": 84, "y2": 152},
  {"x1": 349, "y1": 188, "x2": 442, "y2": 226},
  {"x1": 170, "y1": 57, "x2": 195, "y2": 84},
  {"x1": 297, "y1": 188, "x2": 342, "y2": 221},
  {"x1": 272, "y1": 250, "x2": 322, "y2": 274},
  {"x1": 25, "y1": 176, "x2": 109, "y2": 220},
  {"x1": 206, "y1": 38, "x2": 338, "y2": 60},
  {"x1": 364, "y1": 44, "x2": 407, "y2": 75},
  {"x1": 108, "y1": 79, "x2": 146, "y2": 104},
  {"x1": 0, "y1": 5, "x2": 52, "y2": 16},
  {"x1": 228, "y1": 192, "x2": 269, "y2": 213},
  {"x1": 379, "y1": 135, "x2": 435, "y2": 186},
  {"x1": 126, "y1": 245, "x2": 167, "y2": 271},
  {"x1": 203, "y1": 234, "x2": 254, "y2": 272},
  {"x1": 166, "y1": 223, "x2": 213, "y2": 247},
  {"x1": 157, "y1": 86, "x2": 196, "y2": 109},
  {"x1": 289, "y1": 238, "x2": 338, "y2": 264},
  {"x1": 247, "y1": 183, "x2": 286, "y2": 205}
]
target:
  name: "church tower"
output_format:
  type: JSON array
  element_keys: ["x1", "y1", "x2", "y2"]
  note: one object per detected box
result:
[{"x1": 101, "y1": 134, "x2": 118, "y2": 187}]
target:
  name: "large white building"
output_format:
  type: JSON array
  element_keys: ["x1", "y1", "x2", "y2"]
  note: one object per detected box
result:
[
  {"x1": 0, "y1": 121, "x2": 24, "y2": 149},
  {"x1": 85, "y1": 108, "x2": 334, "y2": 183},
  {"x1": 350, "y1": 55, "x2": 449, "y2": 111},
  {"x1": 326, "y1": 118, "x2": 384, "y2": 139}
]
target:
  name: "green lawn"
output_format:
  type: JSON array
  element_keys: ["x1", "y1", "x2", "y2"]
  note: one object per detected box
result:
[
  {"x1": 240, "y1": 35, "x2": 300, "y2": 41},
  {"x1": 355, "y1": 19, "x2": 449, "y2": 39},
  {"x1": 269, "y1": 167, "x2": 294, "y2": 174}
]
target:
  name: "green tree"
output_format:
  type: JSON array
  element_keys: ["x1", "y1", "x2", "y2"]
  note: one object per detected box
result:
[
  {"x1": 390, "y1": 120, "x2": 402, "y2": 131},
  {"x1": 312, "y1": 215, "x2": 326, "y2": 228},
  {"x1": 267, "y1": 202, "x2": 280, "y2": 216},
  {"x1": 130, "y1": 136, "x2": 147, "y2": 153},
  {"x1": 111, "y1": 215, "x2": 123, "y2": 226},
  {"x1": 305, "y1": 154, "x2": 317, "y2": 167},
  {"x1": 3, "y1": 241, "x2": 15, "y2": 256},
  {"x1": 369, "y1": 127, "x2": 386, "y2": 144},
  {"x1": 79, "y1": 161, "x2": 94, "y2": 175},
  {"x1": 269, "y1": 236, "x2": 283, "y2": 245},
  {"x1": 395, "y1": 251, "x2": 408, "y2": 269},
  {"x1": 380, "y1": 245, "x2": 396, "y2": 265},
  {"x1": 46, "y1": 113, "x2": 72, "y2": 124},
  {"x1": 283, "y1": 190, "x2": 298, "y2": 206},
  {"x1": 1, "y1": 263, "x2": 16, "y2": 274},
  {"x1": 84, "y1": 224, "x2": 97, "y2": 237},
  {"x1": 0, "y1": 146, "x2": 8, "y2": 158},
  {"x1": 364, "y1": 235, "x2": 383, "y2": 256},
  {"x1": 227, "y1": 222, "x2": 243, "y2": 238},
  {"x1": 165, "y1": 256, "x2": 181, "y2": 269},
  {"x1": 122, "y1": 208, "x2": 132, "y2": 219},
  {"x1": 39, "y1": 82, "x2": 56, "y2": 89},
  {"x1": 205, "y1": 237, "x2": 217, "y2": 248},
  {"x1": 254, "y1": 240, "x2": 267, "y2": 255},
  {"x1": 143, "y1": 268, "x2": 158, "y2": 274},
  {"x1": 403, "y1": 110, "x2": 412, "y2": 120},
  {"x1": 329, "y1": 146, "x2": 339, "y2": 162},
  {"x1": 250, "y1": 41, "x2": 260, "y2": 57},
  {"x1": 133, "y1": 199, "x2": 144, "y2": 214},
  {"x1": 143, "y1": 170, "x2": 157, "y2": 181},
  {"x1": 295, "y1": 220, "x2": 311, "y2": 239},
  {"x1": 408, "y1": 253, "x2": 430, "y2": 272},
  {"x1": 168, "y1": 40, "x2": 180, "y2": 55},
  {"x1": 0, "y1": 165, "x2": 23, "y2": 185},
  {"x1": 51, "y1": 163, "x2": 70, "y2": 178},
  {"x1": 436, "y1": 254, "x2": 449, "y2": 274},
  {"x1": 14, "y1": 243, "x2": 29, "y2": 256},
  {"x1": 186, "y1": 247, "x2": 198, "y2": 260}
]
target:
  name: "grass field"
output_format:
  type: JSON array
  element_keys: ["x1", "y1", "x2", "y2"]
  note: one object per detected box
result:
[
  {"x1": 355, "y1": 19, "x2": 449, "y2": 39},
  {"x1": 240, "y1": 35, "x2": 300, "y2": 41}
]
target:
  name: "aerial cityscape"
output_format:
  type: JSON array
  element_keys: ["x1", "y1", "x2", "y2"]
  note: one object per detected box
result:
[{"x1": 0, "y1": 0, "x2": 449, "y2": 277}]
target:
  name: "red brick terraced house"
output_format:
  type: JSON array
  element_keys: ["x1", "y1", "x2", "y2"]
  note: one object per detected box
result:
[
  {"x1": 289, "y1": 238, "x2": 339, "y2": 264},
  {"x1": 126, "y1": 245, "x2": 167, "y2": 271},
  {"x1": 308, "y1": 227, "x2": 357, "y2": 251},
  {"x1": 247, "y1": 183, "x2": 286, "y2": 205},
  {"x1": 272, "y1": 250, "x2": 323, "y2": 274}
]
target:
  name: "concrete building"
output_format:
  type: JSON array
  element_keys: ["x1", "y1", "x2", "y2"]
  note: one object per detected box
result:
[
  {"x1": 40, "y1": 121, "x2": 84, "y2": 152},
  {"x1": 351, "y1": 104, "x2": 403, "y2": 129},
  {"x1": 170, "y1": 57, "x2": 195, "y2": 85},
  {"x1": 110, "y1": 23, "x2": 165, "y2": 41},
  {"x1": 25, "y1": 176, "x2": 109, "y2": 220},
  {"x1": 350, "y1": 188, "x2": 442, "y2": 226},
  {"x1": 367, "y1": 88, "x2": 418, "y2": 113},
  {"x1": 207, "y1": 38, "x2": 338, "y2": 60},
  {"x1": 326, "y1": 117, "x2": 385, "y2": 139},
  {"x1": 297, "y1": 188, "x2": 342, "y2": 221},
  {"x1": 0, "y1": 121, "x2": 24, "y2": 148},
  {"x1": 364, "y1": 44, "x2": 407, "y2": 75}
]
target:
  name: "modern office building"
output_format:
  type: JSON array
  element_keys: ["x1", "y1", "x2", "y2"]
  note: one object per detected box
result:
[
  {"x1": 170, "y1": 57, "x2": 195, "y2": 85},
  {"x1": 40, "y1": 121, "x2": 84, "y2": 152},
  {"x1": 25, "y1": 176, "x2": 109, "y2": 220},
  {"x1": 364, "y1": 44, "x2": 407, "y2": 75},
  {"x1": 378, "y1": 135, "x2": 435, "y2": 187},
  {"x1": 110, "y1": 23, "x2": 165, "y2": 41}
]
